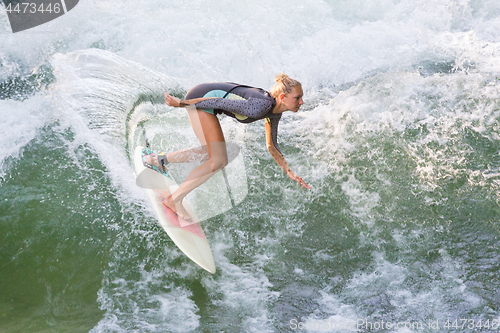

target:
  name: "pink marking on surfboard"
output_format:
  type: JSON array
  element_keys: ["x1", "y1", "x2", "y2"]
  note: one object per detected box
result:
[{"x1": 154, "y1": 191, "x2": 204, "y2": 238}]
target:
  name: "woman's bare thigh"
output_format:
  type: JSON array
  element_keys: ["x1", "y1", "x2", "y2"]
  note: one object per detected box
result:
[{"x1": 186, "y1": 108, "x2": 227, "y2": 170}]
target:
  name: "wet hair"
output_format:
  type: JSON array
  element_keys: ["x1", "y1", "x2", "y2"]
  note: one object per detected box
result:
[{"x1": 270, "y1": 73, "x2": 302, "y2": 98}]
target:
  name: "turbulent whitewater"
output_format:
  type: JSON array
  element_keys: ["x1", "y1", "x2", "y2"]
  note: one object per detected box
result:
[{"x1": 1, "y1": 0, "x2": 500, "y2": 332}]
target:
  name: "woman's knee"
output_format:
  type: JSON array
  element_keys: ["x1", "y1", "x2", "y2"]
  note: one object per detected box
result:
[{"x1": 210, "y1": 153, "x2": 228, "y2": 172}]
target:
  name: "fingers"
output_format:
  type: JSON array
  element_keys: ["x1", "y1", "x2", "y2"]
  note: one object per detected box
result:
[
  {"x1": 287, "y1": 172, "x2": 311, "y2": 189},
  {"x1": 298, "y1": 179, "x2": 311, "y2": 189},
  {"x1": 293, "y1": 175, "x2": 312, "y2": 189}
]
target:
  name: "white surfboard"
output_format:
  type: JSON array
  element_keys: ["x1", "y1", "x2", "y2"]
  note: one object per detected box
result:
[{"x1": 134, "y1": 146, "x2": 216, "y2": 274}]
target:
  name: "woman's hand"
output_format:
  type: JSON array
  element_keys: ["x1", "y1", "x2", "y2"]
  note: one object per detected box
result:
[
  {"x1": 165, "y1": 92, "x2": 182, "y2": 107},
  {"x1": 286, "y1": 170, "x2": 312, "y2": 189}
]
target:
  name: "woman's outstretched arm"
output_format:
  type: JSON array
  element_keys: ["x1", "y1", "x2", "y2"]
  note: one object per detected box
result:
[
  {"x1": 165, "y1": 92, "x2": 216, "y2": 107},
  {"x1": 265, "y1": 119, "x2": 312, "y2": 189}
]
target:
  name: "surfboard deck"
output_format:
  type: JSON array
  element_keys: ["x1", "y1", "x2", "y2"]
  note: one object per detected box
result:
[{"x1": 134, "y1": 146, "x2": 216, "y2": 274}]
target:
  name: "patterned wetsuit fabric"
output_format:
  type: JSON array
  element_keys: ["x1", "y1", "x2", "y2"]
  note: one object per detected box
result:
[{"x1": 194, "y1": 98, "x2": 274, "y2": 119}]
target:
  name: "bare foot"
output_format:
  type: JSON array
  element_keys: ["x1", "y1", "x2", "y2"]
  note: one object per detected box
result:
[
  {"x1": 162, "y1": 194, "x2": 192, "y2": 221},
  {"x1": 145, "y1": 153, "x2": 165, "y2": 171}
]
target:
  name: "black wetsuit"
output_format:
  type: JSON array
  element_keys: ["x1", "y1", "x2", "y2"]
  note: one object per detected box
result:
[{"x1": 185, "y1": 82, "x2": 283, "y2": 154}]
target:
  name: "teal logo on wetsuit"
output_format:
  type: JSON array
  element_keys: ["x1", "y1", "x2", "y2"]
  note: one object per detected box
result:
[{"x1": 3, "y1": 0, "x2": 79, "y2": 33}]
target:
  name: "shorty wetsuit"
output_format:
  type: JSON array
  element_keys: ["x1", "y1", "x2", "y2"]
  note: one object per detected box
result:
[{"x1": 185, "y1": 82, "x2": 283, "y2": 154}]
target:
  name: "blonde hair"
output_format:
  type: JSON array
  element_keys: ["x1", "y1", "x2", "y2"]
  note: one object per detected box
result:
[{"x1": 270, "y1": 73, "x2": 302, "y2": 98}]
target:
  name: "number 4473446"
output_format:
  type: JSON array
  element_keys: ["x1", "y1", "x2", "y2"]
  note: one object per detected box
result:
[
  {"x1": 444, "y1": 319, "x2": 499, "y2": 330},
  {"x1": 6, "y1": 2, "x2": 62, "y2": 14}
]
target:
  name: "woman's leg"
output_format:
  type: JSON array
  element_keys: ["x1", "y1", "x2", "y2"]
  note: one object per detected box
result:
[
  {"x1": 165, "y1": 146, "x2": 209, "y2": 163},
  {"x1": 145, "y1": 146, "x2": 209, "y2": 167},
  {"x1": 163, "y1": 107, "x2": 228, "y2": 219}
]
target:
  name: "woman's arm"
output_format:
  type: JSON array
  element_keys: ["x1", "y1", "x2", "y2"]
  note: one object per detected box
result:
[
  {"x1": 265, "y1": 120, "x2": 312, "y2": 189},
  {"x1": 165, "y1": 92, "x2": 215, "y2": 107}
]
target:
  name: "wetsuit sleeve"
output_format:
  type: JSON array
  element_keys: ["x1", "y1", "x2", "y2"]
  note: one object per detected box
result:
[
  {"x1": 266, "y1": 115, "x2": 282, "y2": 155},
  {"x1": 194, "y1": 98, "x2": 273, "y2": 119}
]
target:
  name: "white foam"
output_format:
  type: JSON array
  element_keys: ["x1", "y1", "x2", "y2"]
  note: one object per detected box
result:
[
  {"x1": 1, "y1": 0, "x2": 499, "y2": 90},
  {"x1": 3, "y1": 0, "x2": 500, "y2": 330},
  {"x1": 92, "y1": 273, "x2": 200, "y2": 333},
  {"x1": 303, "y1": 252, "x2": 487, "y2": 332},
  {"x1": 294, "y1": 69, "x2": 500, "y2": 211},
  {"x1": 201, "y1": 239, "x2": 280, "y2": 333},
  {"x1": 0, "y1": 95, "x2": 49, "y2": 178},
  {"x1": 49, "y1": 49, "x2": 177, "y2": 205}
]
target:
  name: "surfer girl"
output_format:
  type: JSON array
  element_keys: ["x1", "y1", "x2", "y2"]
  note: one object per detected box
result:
[{"x1": 145, "y1": 74, "x2": 311, "y2": 219}]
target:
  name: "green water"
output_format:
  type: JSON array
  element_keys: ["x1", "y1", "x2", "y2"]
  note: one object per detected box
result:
[
  {"x1": 2, "y1": 64, "x2": 500, "y2": 332},
  {"x1": 0, "y1": 126, "x2": 118, "y2": 332},
  {"x1": 3, "y1": 101, "x2": 500, "y2": 331}
]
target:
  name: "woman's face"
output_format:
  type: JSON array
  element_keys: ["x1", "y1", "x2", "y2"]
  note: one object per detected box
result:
[{"x1": 282, "y1": 86, "x2": 304, "y2": 112}]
